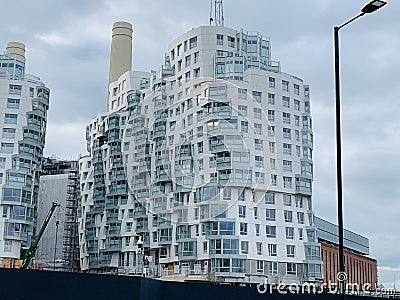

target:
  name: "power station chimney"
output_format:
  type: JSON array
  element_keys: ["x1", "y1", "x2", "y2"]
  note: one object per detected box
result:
[
  {"x1": 6, "y1": 42, "x2": 26, "y2": 62},
  {"x1": 108, "y1": 21, "x2": 133, "y2": 84}
]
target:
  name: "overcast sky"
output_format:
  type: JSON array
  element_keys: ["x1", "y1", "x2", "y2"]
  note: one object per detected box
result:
[{"x1": 1, "y1": 0, "x2": 399, "y2": 287}]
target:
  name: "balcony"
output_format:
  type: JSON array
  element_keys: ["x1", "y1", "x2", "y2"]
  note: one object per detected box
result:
[
  {"x1": 216, "y1": 157, "x2": 231, "y2": 169},
  {"x1": 158, "y1": 236, "x2": 172, "y2": 245},
  {"x1": 133, "y1": 206, "x2": 147, "y2": 218},
  {"x1": 136, "y1": 220, "x2": 149, "y2": 232}
]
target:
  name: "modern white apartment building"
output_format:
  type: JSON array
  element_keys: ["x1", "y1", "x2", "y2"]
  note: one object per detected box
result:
[
  {"x1": 0, "y1": 42, "x2": 50, "y2": 267},
  {"x1": 79, "y1": 22, "x2": 322, "y2": 285}
]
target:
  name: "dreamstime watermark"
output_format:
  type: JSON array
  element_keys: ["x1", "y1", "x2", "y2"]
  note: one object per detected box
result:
[{"x1": 256, "y1": 272, "x2": 397, "y2": 295}]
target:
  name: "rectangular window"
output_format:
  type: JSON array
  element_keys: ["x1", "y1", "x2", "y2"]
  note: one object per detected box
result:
[
  {"x1": 283, "y1": 143, "x2": 292, "y2": 155},
  {"x1": 256, "y1": 242, "x2": 262, "y2": 255},
  {"x1": 296, "y1": 145, "x2": 301, "y2": 157},
  {"x1": 265, "y1": 192, "x2": 275, "y2": 204},
  {"x1": 4, "y1": 114, "x2": 17, "y2": 124},
  {"x1": 297, "y1": 212, "x2": 305, "y2": 224},
  {"x1": 1, "y1": 143, "x2": 14, "y2": 153},
  {"x1": 266, "y1": 209, "x2": 276, "y2": 221},
  {"x1": 254, "y1": 123, "x2": 262, "y2": 135},
  {"x1": 269, "y1": 77, "x2": 276, "y2": 88},
  {"x1": 270, "y1": 158, "x2": 276, "y2": 170},
  {"x1": 287, "y1": 262, "x2": 297, "y2": 274},
  {"x1": 271, "y1": 174, "x2": 277, "y2": 186},
  {"x1": 256, "y1": 260, "x2": 264, "y2": 272},
  {"x1": 9, "y1": 85, "x2": 22, "y2": 95},
  {"x1": 266, "y1": 225, "x2": 276, "y2": 238},
  {"x1": 193, "y1": 140, "x2": 202, "y2": 153},
  {"x1": 216, "y1": 34, "x2": 224, "y2": 45},
  {"x1": 238, "y1": 105, "x2": 247, "y2": 116},
  {"x1": 240, "y1": 121, "x2": 248, "y2": 133},
  {"x1": 223, "y1": 188, "x2": 231, "y2": 200},
  {"x1": 228, "y1": 36, "x2": 235, "y2": 47},
  {"x1": 194, "y1": 52, "x2": 199, "y2": 63},
  {"x1": 282, "y1": 96, "x2": 290, "y2": 108},
  {"x1": 240, "y1": 222, "x2": 247, "y2": 235},
  {"x1": 194, "y1": 67, "x2": 200, "y2": 78},
  {"x1": 238, "y1": 205, "x2": 246, "y2": 218},
  {"x1": 185, "y1": 55, "x2": 191, "y2": 67},
  {"x1": 237, "y1": 189, "x2": 245, "y2": 201},
  {"x1": 283, "y1": 112, "x2": 290, "y2": 124},
  {"x1": 295, "y1": 115, "x2": 300, "y2": 126},
  {"x1": 283, "y1": 128, "x2": 291, "y2": 139},
  {"x1": 268, "y1": 110, "x2": 275, "y2": 121},
  {"x1": 0, "y1": 157, "x2": 6, "y2": 168},
  {"x1": 269, "y1": 142, "x2": 275, "y2": 153},
  {"x1": 287, "y1": 245, "x2": 295, "y2": 258},
  {"x1": 2, "y1": 128, "x2": 16, "y2": 139},
  {"x1": 255, "y1": 156, "x2": 263, "y2": 167},
  {"x1": 3, "y1": 241, "x2": 12, "y2": 252},
  {"x1": 269, "y1": 262, "x2": 278, "y2": 275},
  {"x1": 252, "y1": 91, "x2": 262, "y2": 103},
  {"x1": 268, "y1": 125, "x2": 275, "y2": 137},
  {"x1": 294, "y1": 99, "x2": 300, "y2": 111},
  {"x1": 283, "y1": 160, "x2": 292, "y2": 172},
  {"x1": 282, "y1": 80, "x2": 289, "y2": 92},
  {"x1": 283, "y1": 194, "x2": 292, "y2": 206},
  {"x1": 7, "y1": 98, "x2": 20, "y2": 109},
  {"x1": 284, "y1": 210, "x2": 293, "y2": 222},
  {"x1": 268, "y1": 93, "x2": 275, "y2": 105},
  {"x1": 294, "y1": 84, "x2": 300, "y2": 95},
  {"x1": 241, "y1": 241, "x2": 249, "y2": 254},
  {"x1": 254, "y1": 139, "x2": 263, "y2": 150},
  {"x1": 238, "y1": 88, "x2": 247, "y2": 99},
  {"x1": 189, "y1": 36, "x2": 197, "y2": 49},
  {"x1": 285, "y1": 227, "x2": 295, "y2": 239},
  {"x1": 255, "y1": 172, "x2": 264, "y2": 183},
  {"x1": 295, "y1": 196, "x2": 303, "y2": 208},
  {"x1": 295, "y1": 130, "x2": 300, "y2": 141},
  {"x1": 268, "y1": 244, "x2": 277, "y2": 256},
  {"x1": 283, "y1": 177, "x2": 292, "y2": 188}
]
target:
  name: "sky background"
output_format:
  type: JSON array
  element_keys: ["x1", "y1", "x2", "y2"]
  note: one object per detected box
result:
[{"x1": 1, "y1": 0, "x2": 399, "y2": 287}]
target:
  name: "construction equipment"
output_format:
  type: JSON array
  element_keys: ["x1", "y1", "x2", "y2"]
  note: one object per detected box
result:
[{"x1": 21, "y1": 202, "x2": 59, "y2": 269}]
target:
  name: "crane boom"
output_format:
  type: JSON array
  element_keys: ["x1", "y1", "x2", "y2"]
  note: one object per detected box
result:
[{"x1": 21, "y1": 202, "x2": 59, "y2": 269}]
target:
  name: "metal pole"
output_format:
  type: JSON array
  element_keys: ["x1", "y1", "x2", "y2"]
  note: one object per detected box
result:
[{"x1": 334, "y1": 26, "x2": 345, "y2": 299}]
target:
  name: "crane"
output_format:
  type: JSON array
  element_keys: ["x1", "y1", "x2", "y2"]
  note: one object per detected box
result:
[
  {"x1": 21, "y1": 202, "x2": 59, "y2": 269},
  {"x1": 210, "y1": 0, "x2": 224, "y2": 26}
]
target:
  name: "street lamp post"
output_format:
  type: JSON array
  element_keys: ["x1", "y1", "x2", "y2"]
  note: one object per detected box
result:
[{"x1": 334, "y1": 1, "x2": 386, "y2": 298}]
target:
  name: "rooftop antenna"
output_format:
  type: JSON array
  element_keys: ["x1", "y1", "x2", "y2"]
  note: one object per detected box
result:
[
  {"x1": 215, "y1": 0, "x2": 224, "y2": 26},
  {"x1": 209, "y1": 0, "x2": 224, "y2": 26},
  {"x1": 209, "y1": 0, "x2": 213, "y2": 25}
]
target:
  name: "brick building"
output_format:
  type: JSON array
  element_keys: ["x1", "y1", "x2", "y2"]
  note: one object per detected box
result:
[{"x1": 315, "y1": 217, "x2": 377, "y2": 289}]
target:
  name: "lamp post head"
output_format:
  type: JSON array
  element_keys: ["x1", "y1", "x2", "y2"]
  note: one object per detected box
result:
[{"x1": 362, "y1": 0, "x2": 387, "y2": 13}]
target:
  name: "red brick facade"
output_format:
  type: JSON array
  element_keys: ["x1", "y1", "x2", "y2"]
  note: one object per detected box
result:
[{"x1": 321, "y1": 242, "x2": 377, "y2": 288}]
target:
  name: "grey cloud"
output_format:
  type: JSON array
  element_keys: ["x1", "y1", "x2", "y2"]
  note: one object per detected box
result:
[{"x1": 1, "y1": 0, "x2": 399, "y2": 280}]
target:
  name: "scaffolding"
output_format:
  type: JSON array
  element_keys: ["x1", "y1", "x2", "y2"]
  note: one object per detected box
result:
[{"x1": 62, "y1": 168, "x2": 80, "y2": 272}]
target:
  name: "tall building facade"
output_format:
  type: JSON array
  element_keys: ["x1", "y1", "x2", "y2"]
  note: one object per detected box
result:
[
  {"x1": 0, "y1": 42, "x2": 50, "y2": 267},
  {"x1": 35, "y1": 158, "x2": 80, "y2": 271},
  {"x1": 79, "y1": 22, "x2": 322, "y2": 284}
]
